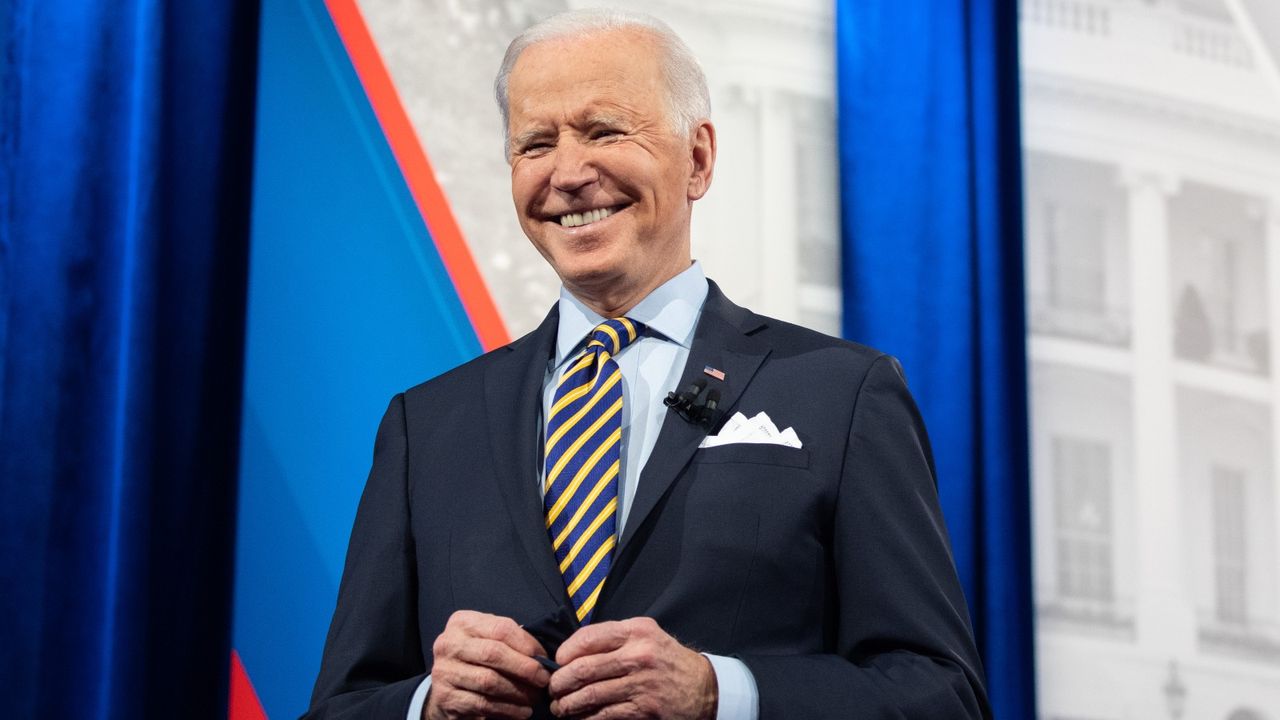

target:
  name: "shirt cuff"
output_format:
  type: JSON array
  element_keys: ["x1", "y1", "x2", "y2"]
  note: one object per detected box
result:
[
  {"x1": 702, "y1": 653, "x2": 759, "y2": 720},
  {"x1": 405, "y1": 675, "x2": 432, "y2": 720}
]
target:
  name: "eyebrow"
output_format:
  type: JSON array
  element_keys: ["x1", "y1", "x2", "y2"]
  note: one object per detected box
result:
[
  {"x1": 510, "y1": 128, "x2": 552, "y2": 149},
  {"x1": 584, "y1": 112, "x2": 627, "y2": 128}
]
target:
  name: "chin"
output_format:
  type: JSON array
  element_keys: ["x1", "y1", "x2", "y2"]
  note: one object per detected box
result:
[
  {"x1": 557, "y1": 259, "x2": 631, "y2": 294},
  {"x1": 561, "y1": 265, "x2": 625, "y2": 291},
  {"x1": 550, "y1": 244, "x2": 626, "y2": 279}
]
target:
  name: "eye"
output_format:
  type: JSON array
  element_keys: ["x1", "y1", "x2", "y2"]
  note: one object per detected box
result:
[{"x1": 519, "y1": 141, "x2": 554, "y2": 157}]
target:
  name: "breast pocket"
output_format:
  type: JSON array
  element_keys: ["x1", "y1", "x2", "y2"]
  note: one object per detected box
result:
[
  {"x1": 687, "y1": 443, "x2": 816, "y2": 513},
  {"x1": 680, "y1": 443, "x2": 827, "y2": 647},
  {"x1": 691, "y1": 443, "x2": 810, "y2": 469}
]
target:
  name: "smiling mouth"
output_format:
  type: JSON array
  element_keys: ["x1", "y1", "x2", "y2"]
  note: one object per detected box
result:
[{"x1": 558, "y1": 205, "x2": 624, "y2": 228}]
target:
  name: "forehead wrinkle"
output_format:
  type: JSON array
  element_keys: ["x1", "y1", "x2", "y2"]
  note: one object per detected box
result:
[
  {"x1": 582, "y1": 109, "x2": 631, "y2": 128},
  {"x1": 579, "y1": 95, "x2": 676, "y2": 136}
]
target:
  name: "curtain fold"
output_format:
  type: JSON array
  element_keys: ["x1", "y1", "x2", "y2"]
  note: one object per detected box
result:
[
  {"x1": 0, "y1": 1, "x2": 259, "y2": 718},
  {"x1": 836, "y1": 1, "x2": 1036, "y2": 718}
]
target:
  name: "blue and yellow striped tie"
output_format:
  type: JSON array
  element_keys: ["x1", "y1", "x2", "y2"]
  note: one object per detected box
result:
[{"x1": 544, "y1": 317, "x2": 644, "y2": 623}]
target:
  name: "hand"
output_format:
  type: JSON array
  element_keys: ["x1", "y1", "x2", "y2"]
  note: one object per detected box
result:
[
  {"x1": 548, "y1": 617, "x2": 717, "y2": 719},
  {"x1": 423, "y1": 610, "x2": 551, "y2": 720}
]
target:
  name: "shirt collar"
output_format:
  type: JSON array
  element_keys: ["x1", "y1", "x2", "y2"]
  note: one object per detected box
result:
[{"x1": 554, "y1": 261, "x2": 708, "y2": 368}]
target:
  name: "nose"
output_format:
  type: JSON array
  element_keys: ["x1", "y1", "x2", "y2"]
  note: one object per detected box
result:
[{"x1": 549, "y1": 140, "x2": 598, "y2": 194}]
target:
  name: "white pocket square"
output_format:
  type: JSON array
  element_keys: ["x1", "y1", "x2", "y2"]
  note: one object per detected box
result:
[{"x1": 698, "y1": 411, "x2": 803, "y2": 449}]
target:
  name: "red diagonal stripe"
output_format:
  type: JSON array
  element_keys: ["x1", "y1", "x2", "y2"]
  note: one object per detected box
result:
[
  {"x1": 228, "y1": 650, "x2": 268, "y2": 720},
  {"x1": 324, "y1": 0, "x2": 510, "y2": 351}
]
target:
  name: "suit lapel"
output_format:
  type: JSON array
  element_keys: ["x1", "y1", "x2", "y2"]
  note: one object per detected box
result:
[
  {"x1": 483, "y1": 306, "x2": 568, "y2": 607},
  {"x1": 616, "y1": 282, "x2": 771, "y2": 555}
]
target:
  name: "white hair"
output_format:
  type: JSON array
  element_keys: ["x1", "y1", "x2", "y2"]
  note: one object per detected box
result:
[{"x1": 494, "y1": 8, "x2": 711, "y2": 147}]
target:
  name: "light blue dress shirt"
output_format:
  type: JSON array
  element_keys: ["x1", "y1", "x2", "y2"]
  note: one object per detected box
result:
[{"x1": 407, "y1": 262, "x2": 759, "y2": 720}]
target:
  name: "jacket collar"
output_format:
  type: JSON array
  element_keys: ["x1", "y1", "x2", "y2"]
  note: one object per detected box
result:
[
  {"x1": 615, "y1": 280, "x2": 770, "y2": 554},
  {"x1": 483, "y1": 305, "x2": 567, "y2": 607},
  {"x1": 482, "y1": 280, "x2": 772, "y2": 612}
]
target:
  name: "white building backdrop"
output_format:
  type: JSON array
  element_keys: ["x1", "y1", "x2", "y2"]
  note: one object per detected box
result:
[{"x1": 1023, "y1": 0, "x2": 1280, "y2": 717}]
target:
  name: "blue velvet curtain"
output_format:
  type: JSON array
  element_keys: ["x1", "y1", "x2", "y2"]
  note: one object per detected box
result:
[
  {"x1": 836, "y1": 1, "x2": 1036, "y2": 718},
  {"x1": 0, "y1": 1, "x2": 259, "y2": 718}
]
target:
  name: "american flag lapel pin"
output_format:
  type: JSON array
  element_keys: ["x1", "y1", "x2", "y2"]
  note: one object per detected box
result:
[{"x1": 703, "y1": 365, "x2": 726, "y2": 381}]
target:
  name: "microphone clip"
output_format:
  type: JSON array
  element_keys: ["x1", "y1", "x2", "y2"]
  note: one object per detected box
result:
[{"x1": 664, "y1": 379, "x2": 722, "y2": 428}]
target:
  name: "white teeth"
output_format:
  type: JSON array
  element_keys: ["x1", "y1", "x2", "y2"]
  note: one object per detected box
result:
[{"x1": 558, "y1": 206, "x2": 615, "y2": 227}]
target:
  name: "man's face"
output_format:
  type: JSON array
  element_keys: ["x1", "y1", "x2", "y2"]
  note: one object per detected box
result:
[{"x1": 505, "y1": 30, "x2": 714, "y2": 310}]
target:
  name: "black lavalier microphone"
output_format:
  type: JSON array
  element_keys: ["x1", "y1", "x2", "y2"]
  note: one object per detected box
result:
[
  {"x1": 664, "y1": 379, "x2": 722, "y2": 427},
  {"x1": 663, "y1": 378, "x2": 706, "y2": 417},
  {"x1": 697, "y1": 388, "x2": 721, "y2": 426}
]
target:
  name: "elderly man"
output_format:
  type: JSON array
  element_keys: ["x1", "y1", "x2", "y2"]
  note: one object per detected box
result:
[{"x1": 306, "y1": 9, "x2": 988, "y2": 720}]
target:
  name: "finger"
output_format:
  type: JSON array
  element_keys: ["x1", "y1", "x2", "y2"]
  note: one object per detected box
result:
[
  {"x1": 555, "y1": 621, "x2": 629, "y2": 665},
  {"x1": 436, "y1": 661, "x2": 541, "y2": 706},
  {"x1": 444, "y1": 609, "x2": 493, "y2": 633},
  {"x1": 489, "y1": 619, "x2": 551, "y2": 660},
  {"x1": 454, "y1": 637, "x2": 551, "y2": 687},
  {"x1": 574, "y1": 704, "x2": 646, "y2": 720},
  {"x1": 458, "y1": 612, "x2": 549, "y2": 660},
  {"x1": 548, "y1": 649, "x2": 631, "y2": 698},
  {"x1": 443, "y1": 612, "x2": 549, "y2": 670},
  {"x1": 432, "y1": 686, "x2": 535, "y2": 720},
  {"x1": 549, "y1": 676, "x2": 638, "y2": 718}
]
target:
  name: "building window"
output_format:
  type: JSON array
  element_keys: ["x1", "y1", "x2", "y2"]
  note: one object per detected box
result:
[
  {"x1": 1211, "y1": 465, "x2": 1248, "y2": 625},
  {"x1": 1169, "y1": 182, "x2": 1269, "y2": 374},
  {"x1": 1210, "y1": 238, "x2": 1240, "y2": 354},
  {"x1": 1045, "y1": 201, "x2": 1107, "y2": 315},
  {"x1": 1054, "y1": 437, "x2": 1113, "y2": 601}
]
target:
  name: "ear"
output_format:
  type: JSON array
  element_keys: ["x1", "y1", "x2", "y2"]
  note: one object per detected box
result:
[{"x1": 686, "y1": 120, "x2": 716, "y2": 201}]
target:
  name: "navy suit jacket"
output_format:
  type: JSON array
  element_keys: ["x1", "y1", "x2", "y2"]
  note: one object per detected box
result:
[{"x1": 305, "y1": 281, "x2": 990, "y2": 719}]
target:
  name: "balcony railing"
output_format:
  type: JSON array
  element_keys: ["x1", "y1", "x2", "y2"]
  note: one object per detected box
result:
[
  {"x1": 1172, "y1": 285, "x2": 1269, "y2": 375},
  {"x1": 1022, "y1": 0, "x2": 1256, "y2": 70},
  {"x1": 1039, "y1": 594, "x2": 1136, "y2": 638},
  {"x1": 1199, "y1": 616, "x2": 1280, "y2": 663},
  {"x1": 1173, "y1": 11, "x2": 1254, "y2": 68},
  {"x1": 1022, "y1": 0, "x2": 1111, "y2": 37},
  {"x1": 1030, "y1": 295, "x2": 1131, "y2": 346}
]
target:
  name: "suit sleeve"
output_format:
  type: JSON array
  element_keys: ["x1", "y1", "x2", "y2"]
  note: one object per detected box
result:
[
  {"x1": 303, "y1": 394, "x2": 428, "y2": 719},
  {"x1": 737, "y1": 355, "x2": 991, "y2": 719}
]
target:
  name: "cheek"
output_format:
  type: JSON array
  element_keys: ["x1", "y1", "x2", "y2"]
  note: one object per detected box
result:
[
  {"x1": 510, "y1": 163, "x2": 546, "y2": 203},
  {"x1": 510, "y1": 174, "x2": 532, "y2": 205}
]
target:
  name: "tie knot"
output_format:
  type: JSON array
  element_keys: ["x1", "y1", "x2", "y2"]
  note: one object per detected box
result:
[{"x1": 587, "y1": 317, "x2": 644, "y2": 357}]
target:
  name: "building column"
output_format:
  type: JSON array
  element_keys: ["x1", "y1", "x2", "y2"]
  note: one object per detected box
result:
[
  {"x1": 1120, "y1": 166, "x2": 1195, "y2": 657},
  {"x1": 698, "y1": 83, "x2": 762, "y2": 306},
  {"x1": 1265, "y1": 194, "x2": 1280, "y2": 628},
  {"x1": 757, "y1": 88, "x2": 799, "y2": 322}
]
